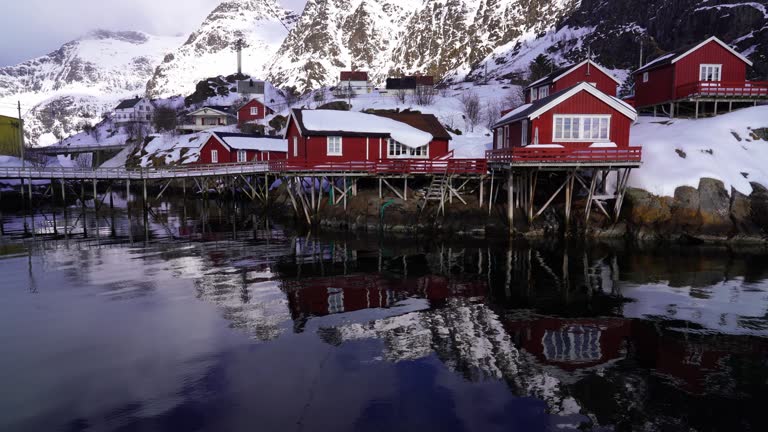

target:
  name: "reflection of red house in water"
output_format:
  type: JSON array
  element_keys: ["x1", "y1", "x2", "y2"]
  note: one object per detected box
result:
[
  {"x1": 505, "y1": 317, "x2": 632, "y2": 372},
  {"x1": 286, "y1": 274, "x2": 487, "y2": 319},
  {"x1": 505, "y1": 316, "x2": 768, "y2": 395}
]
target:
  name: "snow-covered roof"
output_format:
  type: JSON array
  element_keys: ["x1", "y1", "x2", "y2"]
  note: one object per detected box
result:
[
  {"x1": 494, "y1": 82, "x2": 637, "y2": 128},
  {"x1": 290, "y1": 109, "x2": 438, "y2": 149},
  {"x1": 211, "y1": 132, "x2": 287, "y2": 152}
]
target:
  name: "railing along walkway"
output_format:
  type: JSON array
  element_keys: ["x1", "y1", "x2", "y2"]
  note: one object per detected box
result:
[
  {"x1": 0, "y1": 161, "x2": 271, "y2": 180},
  {"x1": 486, "y1": 147, "x2": 643, "y2": 165},
  {"x1": 676, "y1": 81, "x2": 768, "y2": 100}
]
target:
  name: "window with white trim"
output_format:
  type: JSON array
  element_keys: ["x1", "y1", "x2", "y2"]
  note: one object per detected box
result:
[
  {"x1": 237, "y1": 150, "x2": 247, "y2": 162},
  {"x1": 327, "y1": 136, "x2": 342, "y2": 156},
  {"x1": 293, "y1": 137, "x2": 298, "y2": 157},
  {"x1": 504, "y1": 126, "x2": 510, "y2": 148},
  {"x1": 553, "y1": 115, "x2": 610, "y2": 142},
  {"x1": 537, "y1": 86, "x2": 549, "y2": 99},
  {"x1": 496, "y1": 129, "x2": 503, "y2": 149},
  {"x1": 699, "y1": 64, "x2": 722, "y2": 82},
  {"x1": 521, "y1": 120, "x2": 528, "y2": 146},
  {"x1": 530, "y1": 88, "x2": 537, "y2": 101},
  {"x1": 250, "y1": 107, "x2": 259, "y2": 116},
  {"x1": 211, "y1": 150, "x2": 218, "y2": 163},
  {"x1": 387, "y1": 139, "x2": 428, "y2": 158},
  {"x1": 642, "y1": 72, "x2": 649, "y2": 83}
]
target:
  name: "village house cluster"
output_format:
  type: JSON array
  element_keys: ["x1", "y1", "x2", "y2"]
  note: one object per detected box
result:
[{"x1": 109, "y1": 36, "x2": 765, "y2": 168}]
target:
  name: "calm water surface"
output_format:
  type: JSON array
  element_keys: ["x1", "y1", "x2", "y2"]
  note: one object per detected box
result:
[{"x1": 1, "y1": 197, "x2": 767, "y2": 431}]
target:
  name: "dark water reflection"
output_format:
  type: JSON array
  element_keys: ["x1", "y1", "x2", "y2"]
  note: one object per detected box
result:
[{"x1": 1, "y1": 197, "x2": 767, "y2": 431}]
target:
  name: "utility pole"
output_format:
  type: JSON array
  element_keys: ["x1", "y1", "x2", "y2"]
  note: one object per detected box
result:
[
  {"x1": 639, "y1": 39, "x2": 644, "y2": 69},
  {"x1": 17, "y1": 101, "x2": 25, "y2": 168},
  {"x1": 235, "y1": 39, "x2": 243, "y2": 76}
]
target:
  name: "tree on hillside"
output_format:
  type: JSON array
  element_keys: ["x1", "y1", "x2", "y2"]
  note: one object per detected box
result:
[
  {"x1": 412, "y1": 85, "x2": 437, "y2": 106},
  {"x1": 528, "y1": 54, "x2": 555, "y2": 83},
  {"x1": 483, "y1": 99, "x2": 504, "y2": 131},
  {"x1": 283, "y1": 86, "x2": 301, "y2": 108},
  {"x1": 460, "y1": 91, "x2": 481, "y2": 132},
  {"x1": 152, "y1": 107, "x2": 179, "y2": 132}
]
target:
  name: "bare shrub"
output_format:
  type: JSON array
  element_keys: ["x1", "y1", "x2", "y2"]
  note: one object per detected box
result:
[
  {"x1": 152, "y1": 106, "x2": 179, "y2": 132},
  {"x1": 459, "y1": 91, "x2": 481, "y2": 132},
  {"x1": 484, "y1": 99, "x2": 504, "y2": 130},
  {"x1": 412, "y1": 85, "x2": 436, "y2": 106}
]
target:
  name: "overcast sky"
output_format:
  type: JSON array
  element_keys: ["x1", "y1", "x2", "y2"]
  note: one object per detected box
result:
[{"x1": 0, "y1": 0, "x2": 306, "y2": 67}]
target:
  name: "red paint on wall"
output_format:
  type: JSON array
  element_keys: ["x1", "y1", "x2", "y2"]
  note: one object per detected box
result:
[
  {"x1": 195, "y1": 136, "x2": 286, "y2": 164},
  {"x1": 237, "y1": 99, "x2": 272, "y2": 125}
]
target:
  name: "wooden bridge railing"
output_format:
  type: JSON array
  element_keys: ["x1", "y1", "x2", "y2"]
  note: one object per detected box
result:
[
  {"x1": 268, "y1": 158, "x2": 488, "y2": 175},
  {"x1": 676, "y1": 81, "x2": 768, "y2": 100},
  {"x1": 0, "y1": 161, "x2": 271, "y2": 180},
  {"x1": 486, "y1": 147, "x2": 643, "y2": 164}
]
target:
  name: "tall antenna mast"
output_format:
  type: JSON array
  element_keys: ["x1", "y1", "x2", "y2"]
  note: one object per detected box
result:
[
  {"x1": 639, "y1": 39, "x2": 644, "y2": 68},
  {"x1": 586, "y1": 46, "x2": 591, "y2": 75},
  {"x1": 235, "y1": 39, "x2": 244, "y2": 75}
]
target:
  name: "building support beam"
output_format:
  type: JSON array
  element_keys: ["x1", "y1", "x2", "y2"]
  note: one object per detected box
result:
[{"x1": 507, "y1": 172, "x2": 514, "y2": 234}]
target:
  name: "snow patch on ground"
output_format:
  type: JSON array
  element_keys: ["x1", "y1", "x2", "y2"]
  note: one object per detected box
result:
[{"x1": 628, "y1": 106, "x2": 768, "y2": 196}]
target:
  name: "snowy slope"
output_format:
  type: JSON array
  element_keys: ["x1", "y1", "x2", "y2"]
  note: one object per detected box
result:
[
  {"x1": 146, "y1": 0, "x2": 299, "y2": 99},
  {"x1": 628, "y1": 107, "x2": 768, "y2": 196},
  {"x1": 0, "y1": 31, "x2": 184, "y2": 146}
]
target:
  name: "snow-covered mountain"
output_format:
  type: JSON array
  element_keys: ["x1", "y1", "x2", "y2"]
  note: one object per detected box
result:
[
  {"x1": 146, "y1": 0, "x2": 300, "y2": 99},
  {"x1": 0, "y1": 30, "x2": 184, "y2": 145},
  {"x1": 267, "y1": 0, "x2": 579, "y2": 91}
]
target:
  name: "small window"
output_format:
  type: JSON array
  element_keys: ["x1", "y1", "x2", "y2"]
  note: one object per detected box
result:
[
  {"x1": 530, "y1": 88, "x2": 537, "y2": 101},
  {"x1": 211, "y1": 150, "x2": 218, "y2": 163},
  {"x1": 327, "y1": 136, "x2": 342, "y2": 156},
  {"x1": 387, "y1": 139, "x2": 428, "y2": 158},
  {"x1": 699, "y1": 64, "x2": 722, "y2": 82},
  {"x1": 237, "y1": 150, "x2": 247, "y2": 162},
  {"x1": 496, "y1": 129, "x2": 504, "y2": 149},
  {"x1": 642, "y1": 72, "x2": 649, "y2": 83},
  {"x1": 293, "y1": 137, "x2": 298, "y2": 157},
  {"x1": 250, "y1": 107, "x2": 259, "y2": 116},
  {"x1": 521, "y1": 120, "x2": 528, "y2": 146},
  {"x1": 538, "y1": 86, "x2": 549, "y2": 99}
]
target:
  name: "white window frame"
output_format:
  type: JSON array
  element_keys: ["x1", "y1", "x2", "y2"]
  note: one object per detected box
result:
[
  {"x1": 530, "y1": 88, "x2": 537, "y2": 101},
  {"x1": 237, "y1": 150, "x2": 247, "y2": 162},
  {"x1": 699, "y1": 64, "x2": 722, "y2": 82},
  {"x1": 553, "y1": 114, "x2": 611, "y2": 142},
  {"x1": 211, "y1": 149, "x2": 218, "y2": 163},
  {"x1": 642, "y1": 72, "x2": 649, "y2": 83},
  {"x1": 521, "y1": 119, "x2": 528, "y2": 146},
  {"x1": 387, "y1": 138, "x2": 429, "y2": 159},
  {"x1": 537, "y1": 86, "x2": 549, "y2": 99},
  {"x1": 250, "y1": 106, "x2": 259, "y2": 116},
  {"x1": 504, "y1": 125, "x2": 510, "y2": 148},
  {"x1": 293, "y1": 137, "x2": 298, "y2": 157},
  {"x1": 496, "y1": 129, "x2": 503, "y2": 149},
  {"x1": 327, "y1": 136, "x2": 343, "y2": 156}
]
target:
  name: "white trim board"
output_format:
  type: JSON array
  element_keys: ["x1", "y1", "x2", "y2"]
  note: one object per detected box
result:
[{"x1": 551, "y1": 60, "x2": 622, "y2": 85}]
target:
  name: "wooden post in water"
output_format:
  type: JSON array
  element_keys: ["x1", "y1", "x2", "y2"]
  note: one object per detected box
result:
[{"x1": 507, "y1": 171, "x2": 514, "y2": 234}]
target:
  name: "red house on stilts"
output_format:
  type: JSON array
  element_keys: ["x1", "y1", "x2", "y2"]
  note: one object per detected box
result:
[
  {"x1": 525, "y1": 59, "x2": 622, "y2": 103},
  {"x1": 489, "y1": 82, "x2": 639, "y2": 163},
  {"x1": 632, "y1": 36, "x2": 768, "y2": 117},
  {"x1": 196, "y1": 132, "x2": 287, "y2": 164}
]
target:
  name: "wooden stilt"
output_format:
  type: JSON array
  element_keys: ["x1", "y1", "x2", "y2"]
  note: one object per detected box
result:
[
  {"x1": 488, "y1": 171, "x2": 495, "y2": 215},
  {"x1": 695, "y1": 101, "x2": 699, "y2": 119},
  {"x1": 507, "y1": 172, "x2": 514, "y2": 233},
  {"x1": 714, "y1": 100, "x2": 718, "y2": 116},
  {"x1": 479, "y1": 177, "x2": 484, "y2": 208},
  {"x1": 378, "y1": 177, "x2": 382, "y2": 199},
  {"x1": 404, "y1": 177, "x2": 408, "y2": 201}
]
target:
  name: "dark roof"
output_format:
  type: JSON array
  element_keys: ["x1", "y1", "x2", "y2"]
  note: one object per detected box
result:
[
  {"x1": 115, "y1": 97, "x2": 142, "y2": 109},
  {"x1": 494, "y1": 85, "x2": 576, "y2": 128},
  {"x1": 524, "y1": 65, "x2": 574, "y2": 90},
  {"x1": 340, "y1": 71, "x2": 369, "y2": 81},
  {"x1": 633, "y1": 37, "x2": 750, "y2": 75},
  {"x1": 371, "y1": 112, "x2": 451, "y2": 141},
  {"x1": 203, "y1": 105, "x2": 232, "y2": 113},
  {"x1": 385, "y1": 76, "x2": 435, "y2": 90},
  {"x1": 289, "y1": 109, "x2": 452, "y2": 141},
  {"x1": 212, "y1": 132, "x2": 282, "y2": 140}
]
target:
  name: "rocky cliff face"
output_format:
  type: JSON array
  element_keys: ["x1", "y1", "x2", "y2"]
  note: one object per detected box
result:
[
  {"x1": 267, "y1": 0, "x2": 579, "y2": 91},
  {"x1": 146, "y1": 0, "x2": 299, "y2": 99},
  {"x1": 478, "y1": 0, "x2": 768, "y2": 83}
]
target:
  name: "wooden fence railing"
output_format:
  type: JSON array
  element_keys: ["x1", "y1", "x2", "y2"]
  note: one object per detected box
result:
[
  {"x1": 676, "y1": 81, "x2": 768, "y2": 99},
  {"x1": 486, "y1": 147, "x2": 642, "y2": 164},
  {"x1": 268, "y1": 158, "x2": 488, "y2": 175}
]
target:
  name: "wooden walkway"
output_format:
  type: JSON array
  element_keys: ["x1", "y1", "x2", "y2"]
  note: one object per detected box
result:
[{"x1": 0, "y1": 162, "x2": 272, "y2": 181}]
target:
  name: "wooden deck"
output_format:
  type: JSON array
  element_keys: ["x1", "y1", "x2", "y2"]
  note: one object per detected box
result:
[
  {"x1": 676, "y1": 80, "x2": 768, "y2": 100},
  {"x1": 268, "y1": 158, "x2": 488, "y2": 175},
  {"x1": 0, "y1": 162, "x2": 271, "y2": 181},
  {"x1": 486, "y1": 147, "x2": 643, "y2": 168}
]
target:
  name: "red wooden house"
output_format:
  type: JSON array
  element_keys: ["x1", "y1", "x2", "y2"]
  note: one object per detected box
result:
[
  {"x1": 525, "y1": 60, "x2": 622, "y2": 103},
  {"x1": 632, "y1": 36, "x2": 767, "y2": 116},
  {"x1": 237, "y1": 99, "x2": 274, "y2": 125},
  {"x1": 196, "y1": 132, "x2": 287, "y2": 164},
  {"x1": 490, "y1": 82, "x2": 639, "y2": 163},
  {"x1": 283, "y1": 109, "x2": 451, "y2": 165}
]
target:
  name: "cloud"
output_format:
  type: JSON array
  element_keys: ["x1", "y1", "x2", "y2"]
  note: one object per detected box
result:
[{"x1": 0, "y1": 0, "x2": 306, "y2": 67}]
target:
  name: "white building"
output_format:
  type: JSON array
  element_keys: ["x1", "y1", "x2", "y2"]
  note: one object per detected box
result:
[
  {"x1": 177, "y1": 106, "x2": 235, "y2": 134},
  {"x1": 338, "y1": 71, "x2": 373, "y2": 96},
  {"x1": 114, "y1": 97, "x2": 154, "y2": 124}
]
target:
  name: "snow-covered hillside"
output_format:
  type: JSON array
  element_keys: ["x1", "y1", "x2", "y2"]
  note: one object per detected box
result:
[
  {"x1": 0, "y1": 30, "x2": 184, "y2": 145},
  {"x1": 628, "y1": 106, "x2": 768, "y2": 196},
  {"x1": 146, "y1": 0, "x2": 299, "y2": 99}
]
